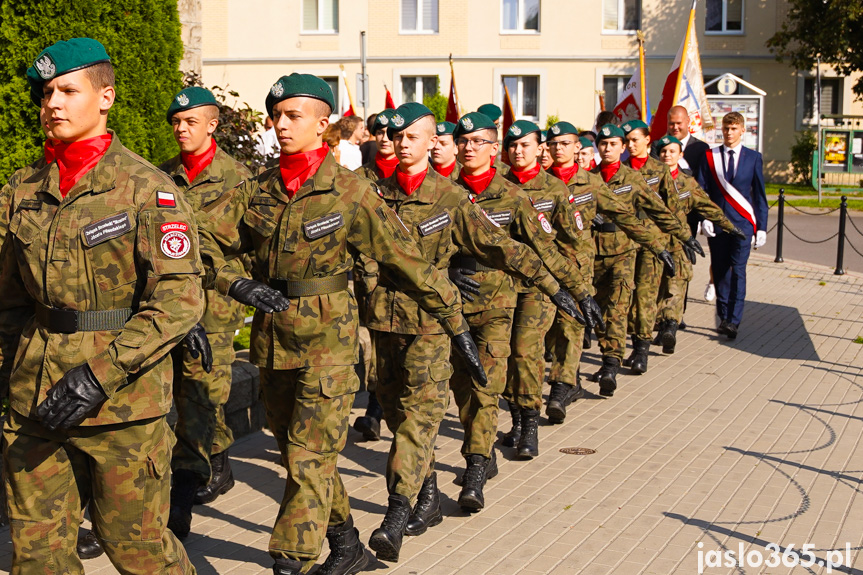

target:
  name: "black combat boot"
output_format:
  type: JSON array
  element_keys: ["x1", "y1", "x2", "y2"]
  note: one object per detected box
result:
[
  {"x1": 458, "y1": 449, "x2": 497, "y2": 511},
  {"x1": 77, "y1": 529, "x2": 104, "y2": 560},
  {"x1": 317, "y1": 515, "x2": 370, "y2": 575},
  {"x1": 630, "y1": 338, "x2": 650, "y2": 374},
  {"x1": 272, "y1": 556, "x2": 304, "y2": 575},
  {"x1": 516, "y1": 409, "x2": 540, "y2": 459},
  {"x1": 660, "y1": 320, "x2": 679, "y2": 354},
  {"x1": 622, "y1": 334, "x2": 639, "y2": 367},
  {"x1": 405, "y1": 472, "x2": 442, "y2": 536},
  {"x1": 353, "y1": 391, "x2": 383, "y2": 441},
  {"x1": 167, "y1": 469, "x2": 201, "y2": 540},
  {"x1": 501, "y1": 401, "x2": 521, "y2": 447},
  {"x1": 546, "y1": 380, "x2": 585, "y2": 424},
  {"x1": 597, "y1": 356, "x2": 620, "y2": 397},
  {"x1": 652, "y1": 320, "x2": 666, "y2": 345},
  {"x1": 194, "y1": 450, "x2": 235, "y2": 505},
  {"x1": 369, "y1": 494, "x2": 412, "y2": 562},
  {"x1": 583, "y1": 327, "x2": 592, "y2": 350}
]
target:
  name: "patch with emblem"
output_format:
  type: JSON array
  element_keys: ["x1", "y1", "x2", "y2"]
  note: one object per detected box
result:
[
  {"x1": 510, "y1": 125, "x2": 522, "y2": 137},
  {"x1": 613, "y1": 185, "x2": 632, "y2": 195},
  {"x1": 481, "y1": 209, "x2": 501, "y2": 228},
  {"x1": 623, "y1": 123, "x2": 632, "y2": 131},
  {"x1": 468, "y1": 193, "x2": 476, "y2": 204},
  {"x1": 574, "y1": 210, "x2": 584, "y2": 230},
  {"x1": 157, "y1": 191, "x2": 177, "y2": 207},
  {"x1": 485, "y1": 209, "x2": 512, "y2": 225},
  {"x1": 538, "y1": 212, "x2": 553, "y2": 234},
  {"x1": 569, "y1": 192, "x2": 592, "y2": 205},
  {"x1": 271, "y1": 81, "x2": 284, "y2": 97},
  {"x1": 646, "y1": 176, "x2": 660, "y2": 186},
  {"x1": 551, "y1": 125, "x2": 560, "y2": 135},
  {"x1": 177, "y1": 94, "x2": 190, "y2": 106},
  {"x1": 392, "y1": 114, "x2": 405, "y2": 127},
  {"x1": 602, "y1": 127, "x2": 611, "y2": 136},
  {"x1": 160, "y1": 222, "x2": 191, "y2": 259},
  {"x1": 82, "y1": 213, "x2": 132, "y2": 247},
  {"x1": 418, "y1": 212, "x2": 451, "y2": 236},
  {"x1": 532, "y1": 198, "x2": 554, "y2": 212},
  {"x1": 380, "y1": 116, "x2": 389, "y2": 125},
  {"x1": 34, "y1": 54, "x2": 56, "y2": 80},
  {"x1": 437, "y1": 123, "x2": 445, "y2": 134},
  {"x1": 463, "y1": 118, "x2": 474, "y2": 131},
  {"x1": 678, "y1": 191, "x2": 691, "y2": 200},
  {"x1": 303, "y1": 213, "x2": 345, "y2": 239}
]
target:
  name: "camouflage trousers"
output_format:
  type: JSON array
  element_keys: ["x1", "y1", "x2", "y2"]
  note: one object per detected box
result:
[
  {"x1": 372, "y1": 331, "x2": 452, "y2": 501},
  {"x1": 593, "y1": 249, "x2": 637, "y2": 360},
  {"x1": 171, "y1": 331, "x2": 235, "y2": 481},
  {"x1": 658, "y1": 248, "x2": 693, "y2": 322},
  {"x1": 546, "y1": 308, "x2": 586, "y2": 385},
  {"x1": 2, "y1": 410, "x2": 195, "y2": 575},
  {"x1": 627, "y1": 247, "x2": 664, "y2": 341},
  {"x1": 259, "y1": 365, "x2": 357, "y2": 572},
  {"x1": 449, "y1": 307, "x2": 515, "y2": 458},
  {"x1": 503, "y1": 292, "x2": 556, "y2": 411}
]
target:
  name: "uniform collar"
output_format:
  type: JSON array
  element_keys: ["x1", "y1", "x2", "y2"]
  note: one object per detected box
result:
[
  {"x1": 259, "y1": 149, "x2": 339, "y2": 203},
  {"x1": 164, "y1": 145, "x2": 230, "y2": 188},
  {"x1": 505, "y1": 166, "x2": 546, "y2": 191},
  {"x1": 377, "y1": 168, "x2": 439, "y2": 204},
  {"x1": 37, "y1": 130, "x2": 122, "y2": 202}
]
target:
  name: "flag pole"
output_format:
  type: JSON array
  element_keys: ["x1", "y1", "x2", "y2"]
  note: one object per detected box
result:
[
  {"x1": 637, "y1": 30, "x2": 647, "y2": 122},
  {"x1": 672, "y1": 0, "x2": 697, "y2": 109},
  {"x1": 449, "y1": 54, "x2": 461, "y2": 116},
  {"x1": 339, "y1": 64, "x2": 356, "y2": 115}
]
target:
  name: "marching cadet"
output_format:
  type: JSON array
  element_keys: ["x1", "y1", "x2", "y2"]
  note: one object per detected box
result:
[
  {"x1": 365, "y1": 103, "x2": 582, "y2": 562},
  {"x1": 355, "y1": 108, "x2": 398, "y2": 182},
  {"x1": 577, "y1": 135, "x2": 597, "y2": 171},
  {"x1": 499, "y1": 120, "x2": 602, "y2": 459},
  {"x1": 477, "y1": 103, "x2": 502, "y2": 129},
  {"x1": 654, "y1": 135, "x2": 744, "y2": 351},
  {"x1": 2, "y1": 38, "x2": 201, "y2": 573},
  {"x1": 159, "y1": 87, "x2": 252, "y2": 538},
  {"x1": 430, "y1": 121, "x2": 460, "y2": 179},
  {"x1": 448, "y1": 112, "x2": 585, "y2": 509},
  {"x1": 621, "y1": 120, "x2": 704, "y2": 374},
  {"x1": 197, "y1": 74, "x2": 487, "y2": 575}
]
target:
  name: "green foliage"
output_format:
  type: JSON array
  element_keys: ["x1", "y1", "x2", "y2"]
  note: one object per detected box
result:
[
  {"x1": 790, "y1": 130, "x2": 817, "y2": 185},
  {"x1": 854, "y1": 336, "x2": 863, "y2": 345},
  {"x1": 424, "y1": 91, "x2": 448, "y2": 123},
  {"x1": 0, "y1": 0, "x2": 183, "y2": 183},
  {"x1": 234, "y1": 326, "x2": 251, "y2": 350},
  {"x1": 545, "y1": 114, "x2": 560, "y2": 130}
]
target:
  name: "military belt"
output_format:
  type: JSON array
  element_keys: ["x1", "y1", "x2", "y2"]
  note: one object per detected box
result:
[
  {"x1": 269, "y1": 273, "x2": 349, "y2": 297},
  {"x1": 596, "y1": 222, "x2": 619, "y2": 233},
  {"x1": 36, "y1": 305, "x2": 133, "y2": 334},
  {"x1": 449, "y1": 255, "x2": 497, "y2": 273}
]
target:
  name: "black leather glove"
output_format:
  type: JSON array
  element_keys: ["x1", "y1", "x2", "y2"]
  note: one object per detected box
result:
[
  {"x1": 591, "y1": 215, "x2": 604, "y2": 231},
  {"x1": 228, "y1": 278, "x2": 290, "y2": 313},
  {"x1": 658, "y1": 249, "x2": 676, "y2": 278},
  {"x1": 451, "y1": 331, "x2": 487, "y2": 387},
  {"x1": 448, "y1": 268, "x2": 481, "y2": 302},
  {"x1": 682, "y1": 236, "x2": 705, "y2": 265},
  {"x1": 728, "y1": 226, "x2": 747, "y2": 240},
  {"x1": 36, "y1": 364, "x2": 108, "y2": 430},
  {"x1": 184, "y1": 324, "x2": 213, "y2": 373},
  {"x1": 578, "y1": 295, "x2": 605, "y2": 332},
  {"x1": 551, "y1": 289, "x2": 585, "y2": 325}
]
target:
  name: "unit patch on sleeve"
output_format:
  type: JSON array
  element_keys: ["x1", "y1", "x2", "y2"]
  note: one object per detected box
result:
[
  {"x1": 574, "y1": 210, "x2": 584, "y2": 231},
  {"x1": 157, "y1": 191, "x2": 177, "y2": 207},
  {"x1": 538, "y1": 212, "x2": 553, "y2": 234},
  {"x1": 160, "y1": 222, "x2": 191, "y2": 258}
]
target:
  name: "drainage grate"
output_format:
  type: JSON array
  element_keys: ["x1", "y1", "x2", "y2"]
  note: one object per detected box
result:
[{"x1": 559, "y1": 447, "x2": 596, "y2": 455}]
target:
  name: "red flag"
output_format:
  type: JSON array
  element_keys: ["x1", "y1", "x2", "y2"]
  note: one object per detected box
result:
[
  {"x1": 384, "y1": 88, "x2": 396, "y2": 110},
  {"x1": 502, "y1": 84, "x2": 516, "y2": 136},
  {"x1": 446, "y1": 56, "x2": 460, "y2": 123},
  {"x1": 340, "y1": 65, "x2": 356, "y2": 118},
  {"x1": 342, "y1": 105, "x2": 355, "y2": 117}
]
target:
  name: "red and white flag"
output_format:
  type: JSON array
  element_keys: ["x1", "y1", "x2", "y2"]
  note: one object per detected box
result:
[
  {"x1": 612, "y1": 73, "x2": 643, "y2": 124},
  {"x1": 446, "y1": 55, "x2": 461, "y2": 123}
]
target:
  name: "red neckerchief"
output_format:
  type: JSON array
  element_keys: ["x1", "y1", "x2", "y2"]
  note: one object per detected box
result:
[
  {"x1": 181, "y1": 138, "x2": 217, "y2": 183},
  {"x1": 395, "y1": 166, "x2": 427, "y2": 195},
  {"x1": 599, "y1": 161, "x2": 621, "y2": 183},
  {"x1": 589, "y1": 158, "x2": 597, "y2": 171},
  {"x1": 279, "y1": 144, "x2": 329, "y2": 198},
  {"x1": 461, "y1": 168, "x2": 497, "y2": 195},
  {"x1": 550, "y1": 163, "x2": 578, "y2": 184},
  {"x1": 432, "y1": 160, "x2": 456, "y2": 178},
  {"x1": 509, "y1": 162, "x2": 541, "y2": 185},
  {"x1": 629, "y1": 155, "x2": 649, "y2": 171},
  {"x1": 44, "y1": 134, "x2": 112, "y2": 198},
  {"x1": 375, "y1": 153, "x2": 399, "y2": 179},
  {"x1": 671, "y1": 167, "x2": 679, "y2": 179}
]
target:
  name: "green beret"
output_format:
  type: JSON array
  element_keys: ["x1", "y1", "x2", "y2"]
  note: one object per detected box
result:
[
  {"x1": 656, "y1": 135, "x2": 682, "y2": 150},
  {"x1": 621, "y1": 119, "x2": 649, "y2": 134},
  {"x1": 26, "y1": 38, "x2": 111, "y2": 107},
  {"x1": 265, "y1": 73, "x2": 335, "y2": 117},
  {"x1": 503, "y1": 119, "x2": 540, "y2": 148},
  {"x1": 477, "y1": 103, "x2": 502, "y2": 121},
  {"x1": 453, "y1": 112, "x2": 497, "y2": 138},
  {"x1": 548, "y1": 121, "x2": 579, "y2": 139},
  {"x1": 540, "y1": 130, "x2": 547, "y2": 143},
  {"x1": 595, "y1": 124, "x2": 625, "y2": 142},
  {"x1": 387, "y1": 102, "x2": 434, "y2": 138},
  {"x1": 578, "y1": 136, "x2": 594, "y2": 149},
  {"x1": 436, "y1": 121, "x2": 456, "y2": 136},
  {"x1": 166, "y1": 87, "x2": 219, "y2": 123},
  {"x1": 372, "y1": 109, "x2": 397, "y2": 134}
]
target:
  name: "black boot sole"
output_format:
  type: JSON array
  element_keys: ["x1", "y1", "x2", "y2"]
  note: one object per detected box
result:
[
  {"x1": 661, "y1": 331, "x2": 676, "y2": 354},
  {"x1": 353, "y1": 417, "x2": 381, "y2": 441},
  {"x1": 631, "y1": 361, "x2": 647, "y2": 375},
  {"x1": 194, "y1": 474, "x2": 235, "y2": 505},
  {"x1": 404, "y1": 510, "x2": 443, "y2": 536},
  {"x1": 517, "y1": 446, "x2": 538, "y2": 459},
  {"x1": 368, "y1": 531, "x2": 403, "y2": 562},
  {"x1": 458, "y1": 490, "x2": 484, "y2": 511},
  {"x1": 501, "y1": 431, "x2": 521, "y2": 447},
  {"x1": 598, "y1": 374, "x2": 616, "y2": 397},
  {"x1": 545, "y1": 401, "x2": 566, "y2": 424}
]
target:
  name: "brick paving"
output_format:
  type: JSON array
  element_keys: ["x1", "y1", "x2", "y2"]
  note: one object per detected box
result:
[{"x1": 2, "y1": 251, "x2": 862, "y2": 575}]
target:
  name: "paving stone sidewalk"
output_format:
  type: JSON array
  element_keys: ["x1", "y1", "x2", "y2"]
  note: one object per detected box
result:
[{"x1": 2, "y1": 251, "x2": 862, "y2": 575}]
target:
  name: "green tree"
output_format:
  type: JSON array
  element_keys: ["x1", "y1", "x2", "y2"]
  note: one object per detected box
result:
[
  {"x1": 0, "y1": 0, "x2": 184, "y2": 182},
  {"x1": 767, "y1": 0, "x2": 863, "y2": 100},
  {"x1": 424, "y1": 78, "x2": 448, "y2": 123}
]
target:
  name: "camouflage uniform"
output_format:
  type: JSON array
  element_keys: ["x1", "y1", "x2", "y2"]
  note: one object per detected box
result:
[
  {"x1": 0, "y1": 134, "x2": 202, "y2": 574},
  {"x1": 367, "y1": 169, "x2": 561, "y2": 498},
  {"x1": 432, "y1": 161, "x2": 461, "y2": 181},
  {"x1": 198, "y1": 152, "x2": 470, "y2": 571},
  {"x1": 160, "y1": 146, "x2": 251, "y2": 481}
]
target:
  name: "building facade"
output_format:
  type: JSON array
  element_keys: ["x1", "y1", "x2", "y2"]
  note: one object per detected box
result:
[{"x1": 200, "y1": 0, "x2": 862, "y2": 180}]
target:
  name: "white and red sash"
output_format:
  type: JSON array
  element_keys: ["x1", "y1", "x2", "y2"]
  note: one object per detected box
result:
[{"x1": 705, "y1": 146, "x2": 756, "y2": 231}]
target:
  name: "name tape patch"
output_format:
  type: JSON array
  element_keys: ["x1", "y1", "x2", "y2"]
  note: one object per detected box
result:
[
  {"x1": 251, "y1": 196, "x2": 278, "y2": 207},
  {"x1": 613, "y1": 185, "x2": 632, "y2": 195},
  {"x1": 486, "y1": 209, "x2": 513, "y2": 225},
  {"x1": 569, "y1": 193, "x2": 592, "y2": 205},
  {"x1": 19, "y1": 199, "x2": 42, "y2": 211},
  {"x1": 304, "y1": 213, "x2": 345, "y2": 240},
  {"x1": 82, "y1": 213, "x2": 132, "y2": 247},
  {"x1": 678, "y1": 191, "x2": 691, "y2": 200},
  {"x1": 418, "y1": 212, "x2": 451, "y2": 236},
  {"x1": 646, "y1": 177, "x2": 660, "y2": 186},
  {"x1": 532, "y1": 199, "x2": 555, "y2": 212}
]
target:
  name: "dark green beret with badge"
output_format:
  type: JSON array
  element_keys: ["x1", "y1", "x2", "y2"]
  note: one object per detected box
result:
[
  {"x1": 436, "y1": 121, "x2": 456, "y2": 136},
  {"x1": 578, "y1": 136, "x2": 594, "y2": 149},
  {"x1": 595, "y1": 124, "x2": 626, "y2": 142},
  {"x1": 548, "y1": 121, "x2": 579, "y2": 139},
  {"x1": 265, "y1": 73, "x2": 335, "y2": 118},
  {"x1": 387, "y1": 102, "x2": 434, "y2": 138},
  {"x1": 656, "y1": 135, "x2": 682, "y2": 151},
  {"x1": 166, "y1": 87, "x2": 219, "y2": 123},
  {"x1": 477, "y1": 103, "x2": 502, "y2": 121},
  {"x1": 372, "y1": 109, "x2": 397, "y2": 134},
  {"x1": 453, "y1": 112, "x2": 496, "y2": 139},
  {"x1": 26, "y1": 38, "x2": 111, "y2": 106},
  {"x1": 621, "y1": 119, "x2": 649, "y2": 135},
  {"x1": 540, "y1": 130, "x2": 547, "y2": 143},
  {"x1": 503, "y1": 119, "x2": 540, "y2": 148}
]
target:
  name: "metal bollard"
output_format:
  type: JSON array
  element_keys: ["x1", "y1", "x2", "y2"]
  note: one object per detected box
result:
[
  {"x1": 775, "y1": 188, "x2": 785, "y2": 263},
  {"x1": 835, "y1": 195, "x2": 847, "y2": 276}
]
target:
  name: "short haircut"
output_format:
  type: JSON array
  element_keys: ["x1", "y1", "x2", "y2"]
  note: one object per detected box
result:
[
  {"x1": 415, "y1": 114, "x2": 436, "y2": 136},
  {"x1": 201, "y1": 104, "x2": 220, "y2": 122},
  {"x1": 579, "y1": 131, "x2": 596, "y2": 142},
  {"x1": 628, "y1": 127, "x2": 650, "y2": 139},
  {"x1": 313, "y1": 99, "x2": 333, "y2": 119},
  {"x1": 366, "y1": 113, "x2": 377, "y2": 130},
  {"x1": 338, "y1": 115, "x2": 363, "y2": 139},
  {"x1": 595, "y1": 110, "x2": 617, "y2": 127},
  {"x1": 722, "y1": 112, "x2": 745, "y2": 127},
  {"x1": 85, "y1": 62, "x2": 115, "y2": 90},
  {"x1": 481, "y1": 127, "x2": 498, "y2": 142}
]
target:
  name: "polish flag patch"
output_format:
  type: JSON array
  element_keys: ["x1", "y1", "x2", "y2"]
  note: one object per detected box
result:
[{"x1": 157, "y1": 191, "x2": 176, "y2": 208}]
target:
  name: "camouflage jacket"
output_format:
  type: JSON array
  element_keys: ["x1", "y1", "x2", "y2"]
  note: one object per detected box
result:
[
  {"x1": 668, "y1": 171, "x2": 735, "y2": 251},
  {"x1": 354, "y1": 160, "x2": 381, "y2": 183},
  {"x1": 160, "y1": 146, "x2": 250, "y2": 334},
  {"x1": 556, "y1": 167, "x2": 600, "y2": 285},
  {"x1": 198, "y1": 151, "x2": 469, "y2": 370},
  {"x1": 504, "y1": 168, "x2": 591, "y2": 300},
  {"x1": 367, "y1": 169, "x2": 560, "y2": 335},
  {"x1": 432, "y1": 161, "x2": 461, "y2": 181},
  {"x1": 0, "y1": 133, "x2": 204, "y2": 425},
  {"x1": 627, "y1": 156, "x2": 691, "y2": 248}
]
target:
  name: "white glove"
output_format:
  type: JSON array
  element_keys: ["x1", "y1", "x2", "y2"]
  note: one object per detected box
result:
[
  {"x1": 754, "y1": 230, "x2": 767, "y2": 248},
  {"x1": 701, "y1": 220, "x2": 716, "y2": 238}
]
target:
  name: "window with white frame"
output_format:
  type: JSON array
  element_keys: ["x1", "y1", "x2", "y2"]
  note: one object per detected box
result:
[
  {"x1": 602, "y1": 75, "x2": 629, "y2": 108},
  {"x1": 401, "y1": 0, "x2": 438, "y2": 33},
  {"x1": 603, "y1": 0, "x2": 640, "y2": 32},
  {"x1": 402, "y1": 76, "x2": 438, "y2": 104},
  {"x1": 706, "y1": 0, "x2": 742, "y2": 33},
  {"x1": 803, "y1": 77, "x2": 842, "y2": 124},
  {"x1": 302, "y1": 0, "x2": 338, "y2": 33},
  {"x1": 502, "y1": 76, "x2": 539, "y2": 120},
  {"x1": 502, "y1": 0, "x2": 540, "y2": 32}
]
